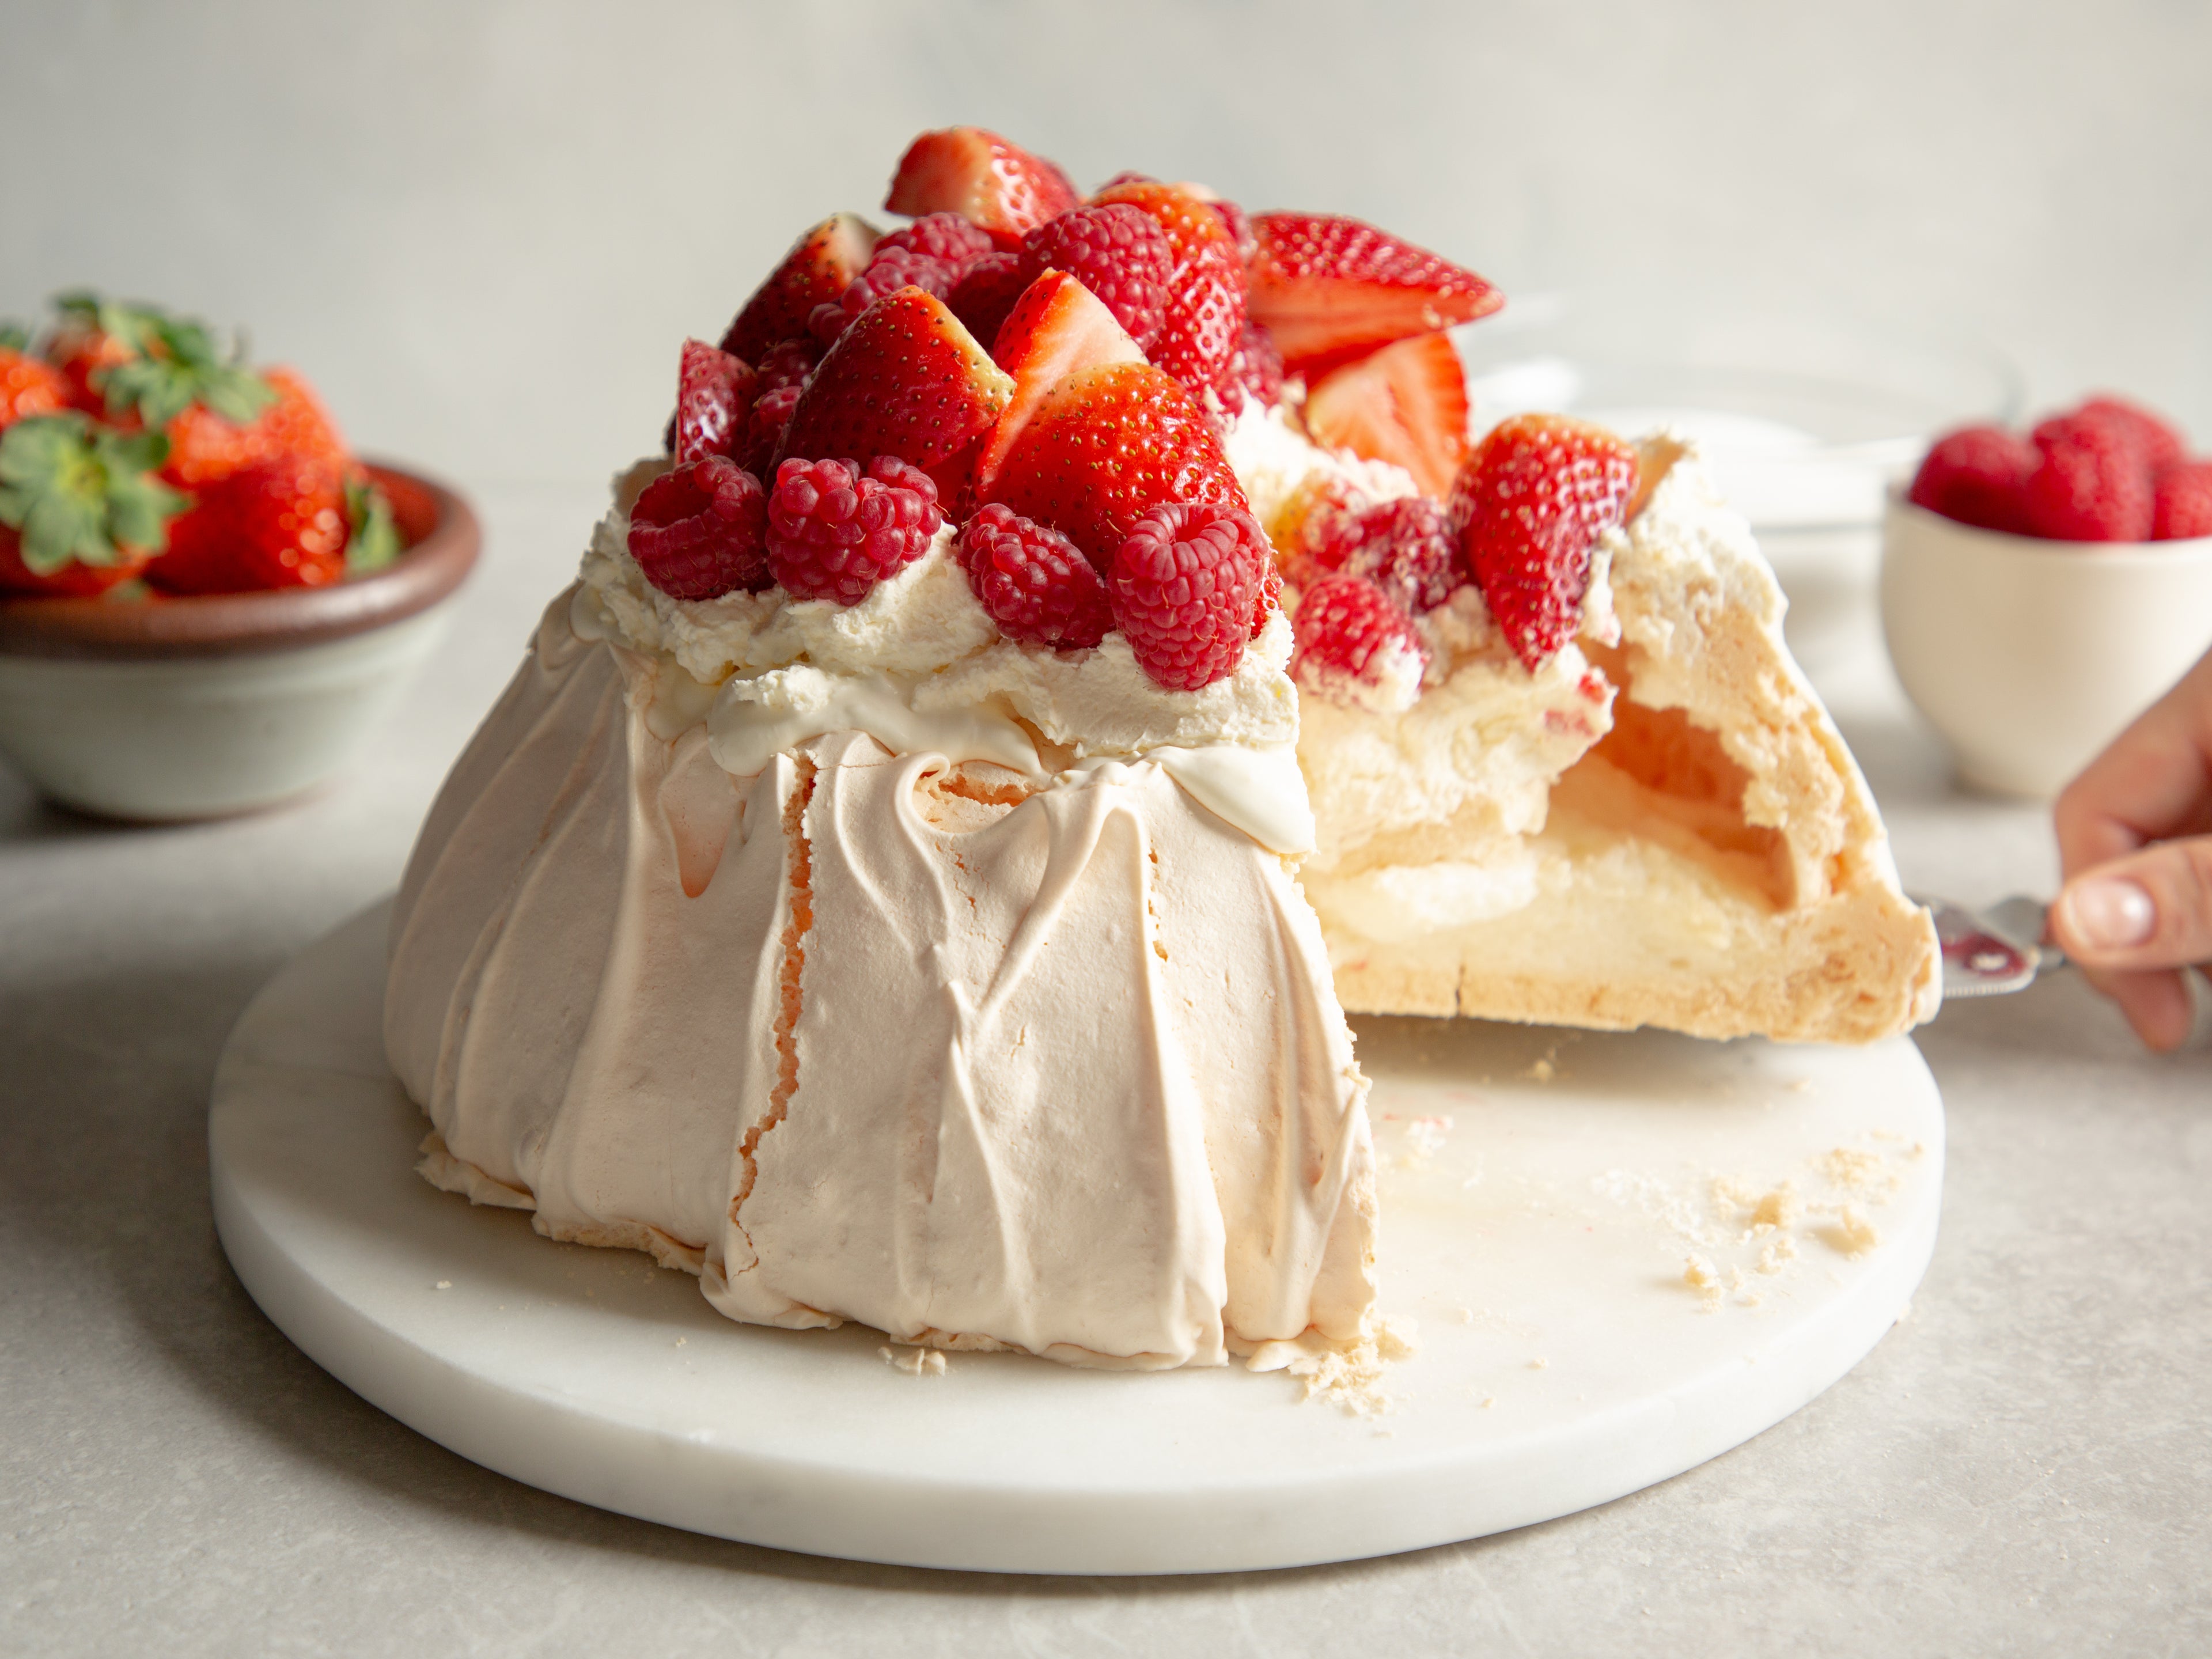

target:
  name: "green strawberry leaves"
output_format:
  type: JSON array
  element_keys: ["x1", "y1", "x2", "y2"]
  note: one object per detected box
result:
[
  {"x1": 0, "y1": 413, "x2": 190, "y2": 575},
  {"x1": 54, "y1": 290, "x2": 277, "y2": 429},
  {"x1": 0, "y1": 322, "x2": 29, "y2": 353},
  {"x1": 344, "y1": 474, "x2": 401, "y2": 575}
]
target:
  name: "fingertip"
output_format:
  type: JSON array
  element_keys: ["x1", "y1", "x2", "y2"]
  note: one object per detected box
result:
[{"x1": 2114, "y1": 969, "x2": 2195, "y2": 1053}]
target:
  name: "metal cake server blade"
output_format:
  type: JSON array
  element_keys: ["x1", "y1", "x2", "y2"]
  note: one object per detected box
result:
[{"x1": 1919, "y1": 894, "x2": 2061, "y2": 999}]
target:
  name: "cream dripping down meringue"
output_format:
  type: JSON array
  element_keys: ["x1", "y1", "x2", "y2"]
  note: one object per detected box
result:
[{"x1": 384, "y1": 471, "x2": 1377, "y2": 1369}]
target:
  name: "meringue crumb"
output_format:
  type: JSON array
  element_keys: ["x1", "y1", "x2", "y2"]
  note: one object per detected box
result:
[
  {"x1": 879, "y1": 1345, "x2": 948, "y2": 1377},
  {"x1": 1710, "y1": 1173, "x2": 1759, "y2": 1213},
  {"x1": 1894, "y1": 1300, "x2": 1914, "y2": 1325},
  {"x1": 1525, "y1": 1057, "x2": 1557, "y2": 1084},
  {"x1": 1748, "y1": 1181, "x2": 1802, "y2": 1232},
  {"x1": 1821, "y1": 1206, "x2": 1880, "y2": 1258},
  {"x1": 1279, "y1": 1316, "x2": 1418, "y2": 1419},
  {"x1": 1531, "y1": 1357, "x2": 1550, "y2": 1370},
  {"x1": 434, "y1": 1281, "x2": 452, "y2": 1290},
  {"x1": 1481, "y1": 1396, "x2": 1497, "y2": 1409},
  {"x1": 1683, "y1": 1256, "x2": 1724, "y2": 1308},
  {"x1": 1787, "y1": 1078, "x2": 1815, "y2": 1094},
  {"x1": 675, "y1": 1336, "x2": 687, "y2": 1347},
  {"x1": 1820, "y1": 1147, "x2": 1886, "y2": 1190},
  {"x1": 1758, "y1": 1234, "x2": 1799, "y2": 1275}
]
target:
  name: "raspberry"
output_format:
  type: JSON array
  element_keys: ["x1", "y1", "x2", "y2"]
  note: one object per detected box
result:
[
  {"x1": 1106, "y1": 500, "x2": 1267, "y2": 690},
  {"x1": 873, "y1": 213, "x2": 996, "y2": 275},
  {"x1": 947, "y1": 252, "x2": 1033, "y2": 352},
  {"x1": 766, "y1": 454, "x2": 944, "y2": 605},
  {"x1": 1290, "y1": 573, "x2": 1429, "y2": 713},
  {"x1": 1322, "y1": 496, "x2": 1461, "y2": 612},
  {"x1": 740, "y1": 382, "x2": 802, "y2": 476},
  {"x1": 2022, "y1": 414, "x2": 2153, "y2": 541},
  {"x1": 2153, "y1": 460, "x2": 2212, "y2": 540},
  {"x1": 754, "y1": 338, "x2": 820, "y2": 395},
  {"x1": 627, "y1": 456, "x2": 771, "y2": 600},
  {"x1": 956, "y1": 502, "x2": 1113, "y2": 649},
  {"x1": 816, "y1": 251, "x2": 959, "y2": 346},
  {"x1": 1214, "y1": 319, "x2": 1285, "y2": 416},
  {"x1": 1907, "y1": 425, "x2": 2036, "y2": 533},
  {"x1": 1020, "y1": 204, "x2": 1175, "y2": 354},
  {"x1": 2050, "y1": 396, "x2": 2186, "y2": 476}
]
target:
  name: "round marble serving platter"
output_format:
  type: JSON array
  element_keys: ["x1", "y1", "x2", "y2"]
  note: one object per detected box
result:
[{"x1": 209, "y1": 902, "x2": 1943, "y2": 1575}]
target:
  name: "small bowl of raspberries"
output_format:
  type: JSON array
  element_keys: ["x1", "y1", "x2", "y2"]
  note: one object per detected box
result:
[
  {"x1": 0, "y1": 294, "x2": 479, "y2": 820},
  {"x1": 1881, "y1": 394, "x2": 2212, "y2": 798}
]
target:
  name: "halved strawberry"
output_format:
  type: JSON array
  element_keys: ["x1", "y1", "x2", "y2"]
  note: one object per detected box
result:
[
  {"x1": 671, "y1": 338, "x2": 758, "y2": 464},
  {"x1": 773, "y1": 287, "x2": 1013, "y2": 499},
  {"x1": 885, "y1": 128, "x2": 1080, "y2": 249},
  {"x1": 719, "y1": 214, "x2": 880, "y2": 365},
  {"x1": 1089, "y1": 179, "x2": 1246, "y2": 399},
  {"x1": 972, "y1": 271, "x2": 1144, "y2": 500},
  {"x1": 983, "y1": 360, "x2": 1248, "y2": 571},
  {"x1": 1450, "y1": 413, "x2": 1638, "y2": 672},
  {"x1": 1248, "y1": 213, "x2": 1502, "y2": 374},
  {"x1": 1302, "y1": 332, "x2": 1470, "y2": 499}
]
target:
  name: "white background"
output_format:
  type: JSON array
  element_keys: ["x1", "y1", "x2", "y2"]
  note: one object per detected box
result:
[{"x1": 5, "y1": 0, "x2": 2209, "y2": 490}]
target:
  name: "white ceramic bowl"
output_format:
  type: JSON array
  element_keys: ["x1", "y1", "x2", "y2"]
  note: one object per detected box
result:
[
  {"x1": 0, "y1": 464, "x2": 479, "y2": 820},
  {"x1": 1879, "y1": 495, "x2": 2212, "y2": 798}
]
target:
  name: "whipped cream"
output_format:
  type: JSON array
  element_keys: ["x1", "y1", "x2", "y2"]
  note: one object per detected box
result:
[{"x1": 577, "y1": 478, "x2": 1310, "y2": 853}]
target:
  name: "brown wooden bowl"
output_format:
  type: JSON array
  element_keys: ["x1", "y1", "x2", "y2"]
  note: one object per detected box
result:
[{"x1": 0, "y1": 461, "x2": 480, "y2": 660}]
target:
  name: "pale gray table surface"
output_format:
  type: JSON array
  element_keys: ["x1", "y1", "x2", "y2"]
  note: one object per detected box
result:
[{"x1": 3, "y1": 491, "x2": 2206, "y2": 1658}]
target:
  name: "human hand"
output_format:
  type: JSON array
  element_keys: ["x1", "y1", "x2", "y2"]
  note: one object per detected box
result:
[{"x1": 2050, "y1": 643, "x2": 2212, "y2": 1050}]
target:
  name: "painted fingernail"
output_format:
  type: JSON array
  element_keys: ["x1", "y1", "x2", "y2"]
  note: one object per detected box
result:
[{"x1": 2065, "y1": 878, "x2": 2157, "y2": 949}]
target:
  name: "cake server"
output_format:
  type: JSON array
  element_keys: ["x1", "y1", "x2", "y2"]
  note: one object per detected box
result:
[{"x1": 1919, "y1": 894, "x2": 2064, "y2": 998}]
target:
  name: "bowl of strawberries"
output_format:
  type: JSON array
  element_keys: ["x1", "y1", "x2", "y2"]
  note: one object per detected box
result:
[
  {"x1": 1881, "y1": 394, "x2": 2212, "y2": 798},
  {"x1": 0, "y1": 295, "x2": 478, "y2": 820}
]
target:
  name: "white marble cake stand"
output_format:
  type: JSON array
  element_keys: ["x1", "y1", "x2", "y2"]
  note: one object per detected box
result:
[{"x1": 209, "y1": 903, "x2": 1942, "y2": 1575}]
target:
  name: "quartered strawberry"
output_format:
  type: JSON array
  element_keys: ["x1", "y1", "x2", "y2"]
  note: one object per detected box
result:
[
  {"x1": 972, "y1": 271, "x2": 1143, "y2": 501},
  {"x1": 772, "y1": 287, "x2": 1013, "y2": 498},
  {"x1": 719, "y1": 214, "x2": 880, "y2": 365},
  {"x1": 0, "y1": 412, "x2": 184, "y2": 595},
  {"x1": 671, "y1": 338, "x2": 758, "y2": 464},
  {"x1": 1247, "y1": 213, "x2": 1502, "y2": 374},
  {"x1": 1449, "y1": 414, "x2": 1638, "y2": 672},
  {"x1": 983, "y1": 359, "x2": 1248, "y2": 571},
  {"x1": 1089, "y1": 179, "x2": 1246, "y2": 399},
  {"x1": 151, "y1": 453, "x2": 350, "y2": 593},
  {"x1": 885, "y1": 128, "x2": 1080, "y2": 249},
  {"x1": 1302, "y1": 331, "x2": 1470, "y2": 499}
]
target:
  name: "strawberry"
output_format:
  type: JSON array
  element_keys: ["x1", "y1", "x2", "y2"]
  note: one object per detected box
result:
[
  {"x1": 1247, "y1": 213, "x2": 1502, "y2": 375},
  {"x1": 1302, "y1": 331, "x2": 1470, "y2": 499},
  {"x1": 2054, "y1": 395, "x2": 2186, "y2": 477},
  {"x1": 1450, "y1": 414, "x2": 1638, "y2": 672},
  {"x1": 0, "y1": 412, "x2": 185, "y2": 596},
  {"x1": 1089, "y1": 179, "x2": 1247, "y2": 399},
  {"x1": 164, "y1": 363, "x2": 346, "y2": 488},
  {"x1": 50, "y1": 293, "x2": 275, "y2": 433},
  {"x1": 719, "y1": 214, "x2": 880, "y2": 365},
  {"x1": 773, "y1": 287, "x2": 1014, "y2": 499},
  {"x1": 2022, "y1": 413, "x2": 2153, "y2": 542},
  {"x1": 1290, "y1": 573, "x2": 1429, "y2": 713},
  {"x1": 0, "y1": 338, "x2": 70, "y2": 427},
  {"x1": 956, "y1": 502, "x2": 1113, "y2": 649},
  {"x1": 983, "y1": 360, "x2": 1249, "y2": 571},
  {"x1": 972, "y1": 271, "x2": 1143, "y2": 500},
  {"x1": 885, "y1": 128, "x2": 1081, "y2": 249},
  {"x1": 671, "y1": 339, "x2": 758, "y2": 465},
  {"x1": 1106, "y1": 501, "x2": 1268, "y2": 690},
  {"x1": 150, "y1": 453, "x2": 350, "y2": 594},
  {"x1": 1020, "y1": 203, "x2": 1175, "y2": 354},
  {"x1": 1906, "y1": 425, "x2": 2036, "y2": 534},
  {"x1": 2153, "y1": 460, "x2": 2212, "y2": 540}
]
